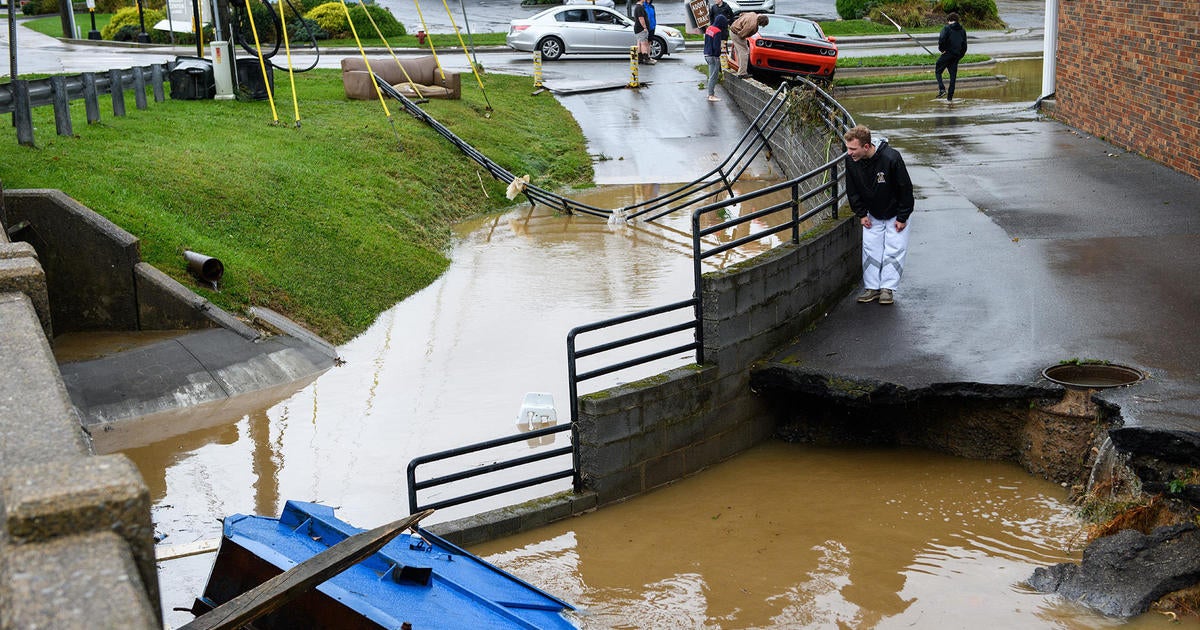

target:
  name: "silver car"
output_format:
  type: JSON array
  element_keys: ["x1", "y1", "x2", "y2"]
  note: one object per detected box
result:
[{"x1": 506, "y1": 5, "x2": 685, "y2": 61}]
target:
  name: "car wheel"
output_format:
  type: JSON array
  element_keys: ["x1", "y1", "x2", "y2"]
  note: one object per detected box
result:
[
  {"x1": 538, "y1": 37, "x2": 564, "y2": 61},
  {"x1": 650, "y1": 36, "x2": 666, "y2": 60}
]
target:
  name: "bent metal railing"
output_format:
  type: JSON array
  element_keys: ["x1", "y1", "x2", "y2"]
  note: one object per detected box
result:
[
  {"x1": 377, "y1": 78, "x2": 797, "y2": 223},
  {"x1": 406, "y1": 77, "x2": 855, "y2": 516}
]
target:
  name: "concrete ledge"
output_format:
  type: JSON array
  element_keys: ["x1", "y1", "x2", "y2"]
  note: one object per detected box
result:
[
  {"x1": 428, "y1": 490, "x2": 599, "y2": 548},
  {"x1": 0, "y1": 255, "x2": 51, "y2": 338},
  {"x1": 0, "y1": 294, "x2": 89, "y2": 463},
  {"x1": 0, "y1": 531, "x2": 159, "y2": 630},
  {"x1": 1, "y1": 454, "x2": 159, "y2": 613}
]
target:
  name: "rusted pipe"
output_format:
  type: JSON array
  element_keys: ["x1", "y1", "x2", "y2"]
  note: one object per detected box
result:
[{"x1": 184, "y1": 250, "x2": 224, "y2": 284}]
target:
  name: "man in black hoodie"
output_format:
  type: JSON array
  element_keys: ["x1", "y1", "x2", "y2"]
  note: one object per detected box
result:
[
  {"x1": 936, "y1": 12, "x2": 968, "y2": 101},
  {"x1": 843, "y1": 125, "x2": 914, "y2": 305}
]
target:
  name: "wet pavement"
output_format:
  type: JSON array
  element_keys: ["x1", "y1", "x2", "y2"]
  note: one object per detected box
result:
[{"x1": 764, "y1": 60, "x2": 1200, "y2": 433}]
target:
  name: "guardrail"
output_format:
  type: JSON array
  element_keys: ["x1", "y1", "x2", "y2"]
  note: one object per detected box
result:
[
  {"x1": 406, "y1": 77, "x2": 855, "y2": 519},
  {"x1": 1, "y1": 63, "x2": 169, "y2": 146}
]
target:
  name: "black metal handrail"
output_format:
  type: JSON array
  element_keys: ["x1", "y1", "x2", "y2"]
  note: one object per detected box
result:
[
  {"x1": 567, "y1": 298, "x2": 702, "y2": 419},
  {"x1": 405, "y1": 77, "x2": 855, "y2": 519},
  {"x1": 406, "y1": 422, "x2": 576, "y2": 513}
]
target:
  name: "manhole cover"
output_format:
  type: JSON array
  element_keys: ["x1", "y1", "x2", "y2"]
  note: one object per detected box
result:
[{"x1": 1042, "y1": 363, "x2": 1143, "y2": 390}]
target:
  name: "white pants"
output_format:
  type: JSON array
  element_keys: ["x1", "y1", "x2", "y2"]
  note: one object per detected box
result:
[{"x1": 862, "y1": 216, "x2": 909, "y2": 291}]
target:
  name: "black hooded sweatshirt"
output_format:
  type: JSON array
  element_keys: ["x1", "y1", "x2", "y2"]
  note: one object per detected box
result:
[
  {"x1": 939, "y1": 21, "x2": 968, "y2": 57},
  {"x1": 844, "y1": 140, "x2": 915, "y2": 223}
]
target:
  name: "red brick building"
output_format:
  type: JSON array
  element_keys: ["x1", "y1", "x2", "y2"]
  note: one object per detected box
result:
[{"x1": 1053, "y1": 0, "x2": 1199, "y2": 180}]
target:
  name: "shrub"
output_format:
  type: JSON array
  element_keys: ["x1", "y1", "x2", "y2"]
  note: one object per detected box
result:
[
  {"x1": 101, "y1": 5, "x2": 164, "y2": 39},
  {"x1": 303, "y1": 1, "x2": 403, "y2": 39},
  {"x1": 94, "y1": 0, "x2": 131, "y2": 13},
  {"x1": 836, "y1": 0, "x2": 876, "y2": 20},
  {"x1": 289, "y1": 17, "x2": 329, "y2": 41},
  {"x1": 22, "y1": 0, "x2": 59, "y2": 15},
  {"x1": 938, "y1": 0, "x2": 1003, "y2": 28}
]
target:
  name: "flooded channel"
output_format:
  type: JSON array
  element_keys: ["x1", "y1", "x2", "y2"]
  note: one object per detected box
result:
[
  {"x1": 129, "y1": 58, "x2": 1177, "y2": 628},
  {"x1": 473, "y1": 442, "x2": 1175, "y2": 629}
]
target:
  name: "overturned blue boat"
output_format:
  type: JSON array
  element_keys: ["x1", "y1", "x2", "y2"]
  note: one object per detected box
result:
[{"x1": 191, "y1": 500, "x2": 576, "y2": 629}]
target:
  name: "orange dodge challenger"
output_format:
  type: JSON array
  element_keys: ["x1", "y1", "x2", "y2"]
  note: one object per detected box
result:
[{"x1": 730, "y1": 15, "x2": 837, "y2": 81}]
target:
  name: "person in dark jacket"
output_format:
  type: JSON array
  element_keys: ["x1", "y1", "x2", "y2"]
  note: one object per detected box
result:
[
  {"x1": 703, "y1": 14, "x2": 728, "y2": 102},
  {"x1": 843, "y1": 125, "x2": 914, "y2": 305},
  {"x1": 936, "y1": 12, "x2": 968, "y2": 101},
  {"x1": 709, "y1": 0, "x2": 734, "y2": 38}
]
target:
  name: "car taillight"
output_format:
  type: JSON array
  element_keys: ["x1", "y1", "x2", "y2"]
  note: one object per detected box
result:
[{"x1": 512, "y1": 24, "x2": 530, "y2": 32}]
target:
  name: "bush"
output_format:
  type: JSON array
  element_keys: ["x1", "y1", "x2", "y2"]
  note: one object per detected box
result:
[
  {"x1": 938, "y1": 0, "x2": 1002, "y2": 28},
  {"x1": 289, "y1": 17, "x2": 329, "y2": 41},
  {"x1": 303, "y1": 1, "x2": 403, "y2": 39},
  {"x1": 22, "y1": 0, "x2": 59, "y2": 15},
  {"x1": 100, "y1": 5, "x2": 164, "y2": 39},
  {"x1": 94, "y1": 0, "x2": 131, "y2": 13},
  {"x1": 836, "y1": 0, "x2": 876, "y2": 20}
]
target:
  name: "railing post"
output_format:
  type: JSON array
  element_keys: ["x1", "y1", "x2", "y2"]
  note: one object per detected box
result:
[
  {"x1": 151, "y1": 64, "x2": 166, "y2": 102},
  {"x1": 692, "y1": 209, "x2": 704, "y2": 365},
  {"x1": 132, "y1": 67, "x2": 149, "y2": 110},
  {"x1": 109, "y1": 69, "x2": 127, "y2": 117},
  {"x1": 830, "y1": 161, "x2": 839, "y2": 219},
  {"x1": 49, "y1": 76, "x2": 73, "y2": 137},
  {"x1": 791, "y1": 181, "x2": 800, "y2": 244},
  {"x1": 82, "y1": 72, "x2": 102, "y2": 124},
  {"x1": 566, "y1": 331, "x2": 582, "y2": 491},
  {"x1": 13, "y1": 80, "x2": 34, "y2": 146}
]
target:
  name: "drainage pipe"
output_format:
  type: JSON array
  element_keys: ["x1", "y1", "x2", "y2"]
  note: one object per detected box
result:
[{"x1": 1039, "y1": 0, "x2": 1059, "y2": 103}]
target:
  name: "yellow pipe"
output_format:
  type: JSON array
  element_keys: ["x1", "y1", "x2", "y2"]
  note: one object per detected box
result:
[
  {"x1": 277, "y1": 0, "x2": 301, "y2": 126},
  {"x1": 340, "y1": 0, "x2": 393, "y2": 118},
  {"x1": 243, "y1": 0, "x2": 280, "y2": 123}
]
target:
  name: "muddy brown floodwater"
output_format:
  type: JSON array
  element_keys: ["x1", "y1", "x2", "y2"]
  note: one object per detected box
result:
[
  {"x1": 136, "y1": 59, "x2": 1174, "y2": 628},
  {"x1": 473, "y1": 443, "x2": 1177, "y2": 629}
]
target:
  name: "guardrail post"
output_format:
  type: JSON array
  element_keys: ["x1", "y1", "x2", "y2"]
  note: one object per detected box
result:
[
  {"x1": 13, "y1": 80, "x2": 34, "y2": 146},
  {"x1": 151, "y1": 64, "x2": 165, "y2": 102},
  {"x1": 50, "y1": 76, "x2": 73, "y2": 137},
  {"x1": 830, "y1": 161, "x2": 839, "y2": 219},
  {"x1": 132, "y1": 67, "x2": 148, "y2": 110},
  {"x1": 109, "y1": 69, "x2": 127, "y2": 117},
  {"x1": 82, "y1": 73, "x2": 101, "y2": 124}
]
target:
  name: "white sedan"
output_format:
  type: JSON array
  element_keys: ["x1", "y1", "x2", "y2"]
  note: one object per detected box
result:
[{"x1": 506, "y1": 5, "x2": 685, "y2": 61}]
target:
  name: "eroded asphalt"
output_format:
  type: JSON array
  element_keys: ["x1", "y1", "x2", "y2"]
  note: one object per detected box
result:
[{"x1": 767, "y1": 98, "x2": 1200, "y2": 434}]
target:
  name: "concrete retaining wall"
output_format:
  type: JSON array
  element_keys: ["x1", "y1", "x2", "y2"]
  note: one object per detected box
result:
[
  {"x1": 0, "y1": 226, "x2": 160, "y2": 628},
  {"x1": 1, "y1": 188, "x2": 248, "y2": 336}
]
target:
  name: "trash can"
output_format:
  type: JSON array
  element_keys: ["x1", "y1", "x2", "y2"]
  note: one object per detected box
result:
[
  {"x1": 169, "y1": 56, "x2": 215, "y2": 100},
  {"x1": 235, "y1": 58, "x2": 275, "y2": 101}
]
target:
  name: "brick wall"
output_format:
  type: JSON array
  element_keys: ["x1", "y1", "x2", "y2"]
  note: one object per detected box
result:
[{"x1": 1055, "y1": 0, "x2": 1200, "y2": 179}]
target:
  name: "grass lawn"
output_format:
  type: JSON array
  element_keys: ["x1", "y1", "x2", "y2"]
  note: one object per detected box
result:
[
  {"x1": 0, "y1": 69, "x2": 591, "y2": 343},
  {"x1": 24, "y1": 11, "x2": 113, "y2": 36}
]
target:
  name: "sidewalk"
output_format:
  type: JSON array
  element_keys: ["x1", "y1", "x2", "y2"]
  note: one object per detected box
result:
[{"x1": 762, "y1": 104, "x2": 1200, "y2": 434}]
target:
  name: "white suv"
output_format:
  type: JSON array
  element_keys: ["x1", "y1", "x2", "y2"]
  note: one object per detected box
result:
[{"x1": 725, "y1": 0, "x2": 776, "y2": 14}]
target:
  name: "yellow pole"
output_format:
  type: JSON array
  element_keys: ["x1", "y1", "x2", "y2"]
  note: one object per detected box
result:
[
  {"x1": 340, "y1": 0, "x2": 404, "y2": 148},
  {"x1": 533, "y1": 50, "x2": 543, "y2": 89},
  {"x1": 355, "y1": 1, "x2": 426, "y2": 100},
  {"x1": 243, "y1": 0, "x2": 280, "y2": 123},
  {"x1": 437, "y1": 0, "x2": 490, "y2": 106},
  {"x1": 277, "y1": 0, "x2": 301, "y2": 126},
  {"x1": 628, "y1": 45, "x2": 639, "y2": 88},
  {"x1": 410, "y1": 0, "x2": 446, "y2": 79}
]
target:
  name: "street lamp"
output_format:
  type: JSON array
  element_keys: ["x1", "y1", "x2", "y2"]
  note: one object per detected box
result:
[
  {"x1": 86, "y1": 0, "x2": 101, "y2": 40},
  {"x1": 136, "y1": 0, "x2": 150, "y2": 43}
]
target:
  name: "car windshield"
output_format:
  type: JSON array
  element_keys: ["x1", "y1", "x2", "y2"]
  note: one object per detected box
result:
[{"x1": 759, "y1": 18, "x2": 825, "y2": 40}]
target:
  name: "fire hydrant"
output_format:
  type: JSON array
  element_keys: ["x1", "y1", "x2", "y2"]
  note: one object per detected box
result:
[{"x1": 416, "y1": 30, "x2": 426, "y2": 44}]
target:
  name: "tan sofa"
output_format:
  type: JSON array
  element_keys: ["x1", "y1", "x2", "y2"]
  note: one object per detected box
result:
[{"x1": 341, "y1": 56, "x2": 461, "y2": 100}]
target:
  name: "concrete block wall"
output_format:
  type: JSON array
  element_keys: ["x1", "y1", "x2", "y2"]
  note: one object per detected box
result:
[
  {"x1": 1055, "y1": 0, "x2": 1200, "y2": 180},
  {"x1": 0, "y1": 227, "x2": 160, "y2": 627},
  {"x1": 571, "y1": 77, "x2": 859, "y2": 507},
  {"x1": 2, "y1": 188, "x2": 252, "y2": 336}
]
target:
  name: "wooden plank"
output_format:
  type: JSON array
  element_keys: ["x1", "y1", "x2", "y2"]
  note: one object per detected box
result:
[
  {"x1": 82, "y1": 73, "x2": 101, "y2": 124},
  {"x1": 13, "y1": 80, "x2": 34, "y2": 146},
  {"x1": 109, "y1": 69, "x2": 126, "y2": 117},
  {"x1": 50, "y1": 76, "x2": 73, "y2": 137},
  {"x1": 155, "y1": 538, "x2": 221, "y2": 561},
  {"x1": 177, "y1": 509, "x2": 434, "y2": 630},
  {"x1": 133, "y1": 67, "x2": 148, "y2": 110}
]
